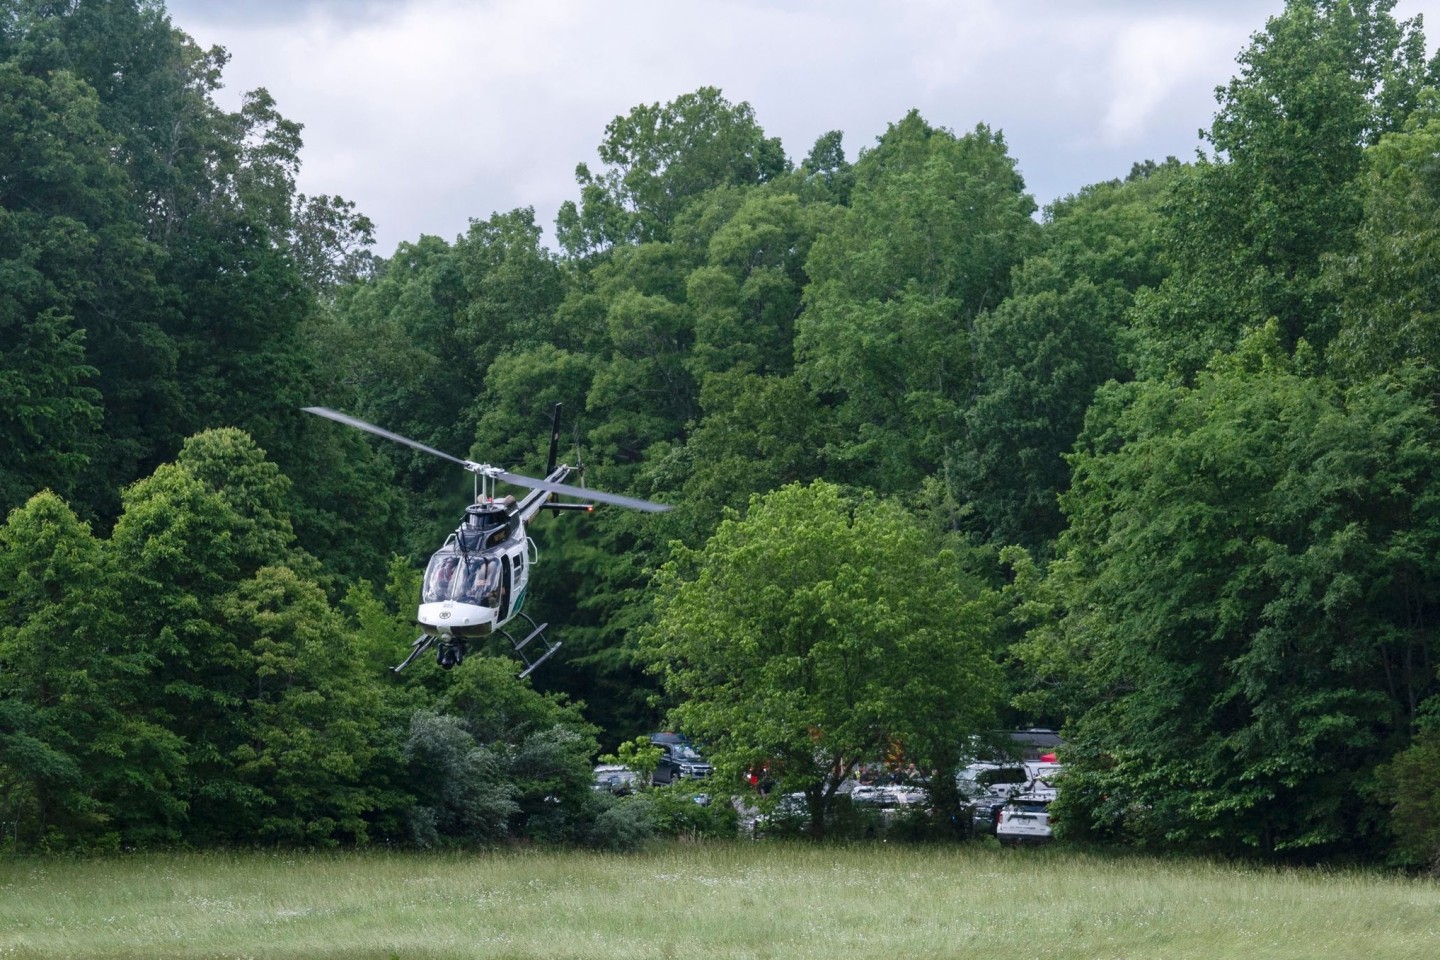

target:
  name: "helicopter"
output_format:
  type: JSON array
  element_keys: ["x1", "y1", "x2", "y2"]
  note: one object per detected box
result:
[{"x1": 303, "y1": 405, "x2": 670, "y2": 677}]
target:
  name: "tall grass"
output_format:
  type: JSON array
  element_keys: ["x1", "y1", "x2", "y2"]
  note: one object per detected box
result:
[{"x1": 2, "y1": 843, "x2": 1437, "y2": 959}]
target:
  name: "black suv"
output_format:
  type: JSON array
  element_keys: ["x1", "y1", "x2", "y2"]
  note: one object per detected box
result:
[{"x1": 648, "y1": 733, "x2": 713, "y2": 785}]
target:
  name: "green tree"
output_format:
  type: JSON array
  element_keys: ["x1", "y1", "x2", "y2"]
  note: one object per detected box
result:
[
  {"x1": 315, "y1": 235, "x2": 478, "y2": 555},
  {"x1": 685, "y1": 190, "x2": 838, "y2": 379},
  {"x1": 798, "y1": 113, "x2": 1038, "y2": 491},
  {"x1": 1374, "y1": 724, "x2": 1440, "y2": 869},
  {"x1": 641, "y1": 481, "x2": 1002, "y2": 835},
  {"x1": 796, "y1": 129, "x2": 855, "y2": 206},
  {"x1": 0, "y1": 491, "x2": 185, "y2": 849},
  {"x1": 1040, "y1": 342, "x2": 1440, "y2": 855},
  {"x1": 103, "y1": 428, "x2": 393, "y2": 844},
  {"x1": 953, "y1": 165, "x2": 1176, "y2": 551},
  {"x1": 455, "y1": 207, "x2": 566, "y2": 360},
  {"x1": 0, "y1": 59, "x2": 120, "y2": 516},
  {"x1": 288, "y1": 192, "x2": 379, "y2": 297},
  {"x1": 397, "y1": 655, "x2": 600, "y2": 846},
  {"x1": 556, "y1": 86, "x2": 789, "y2": 254},
  {"x1": 1327, "y1": 91, "x2": 1440, "y2": 382},
  {"x1": 401, "y1": 710, "x2": 518, "y2": 848},
  {"x1": 219, "y1": 565, "x2": 388, "y2": 845},
  {"x1": 601, "y1": 737, "x2": 663, "y2": 786},
  {"x1": 1134, "y1": 0, "x2": 1430, "y2": 377},
  {"x1": 956, "y1": 280, "x2": 1123, "y2": 552}
]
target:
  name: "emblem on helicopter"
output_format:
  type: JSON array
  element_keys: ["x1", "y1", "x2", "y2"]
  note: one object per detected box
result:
[{"x1": 303, "y1": 404, "x2": 670, "y2": 678}]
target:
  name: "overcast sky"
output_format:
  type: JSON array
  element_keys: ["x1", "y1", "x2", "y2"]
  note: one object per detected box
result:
[{"x1": 166, "y1": 0, "x2": 1440, "y2": 257}]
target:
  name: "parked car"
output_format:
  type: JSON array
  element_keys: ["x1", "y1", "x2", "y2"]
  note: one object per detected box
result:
[
  {"x1": 1025, "y1": 761, "x2": 1063, "y2": 787},
  {"x1": 592, "y1": 763, "x2": 639, "y2": 795},
  {"x1": 648, "y1": 733, "x2": 713, "y2": 784},
  {"x1": 996, "y1": 786, "x2": 1057, "y2": 845},
  {"x1": 747, "y1": 791, "x2": 810, "y2": 837},
  {"x1": 851, "y1": 782, "x2": 927, "y2": 811},
  {"x1": 957, "y1": 762, "x2": 1030, "y2": 798},
  {"x1": 957, "y1": 763, "x2": 1030, "y2": 836}
]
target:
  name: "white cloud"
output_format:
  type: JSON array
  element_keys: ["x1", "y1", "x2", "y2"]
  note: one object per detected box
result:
[
  {"x1": 1100, "y1": 18, "x2": 1239, "y2": 146},
  {"x1": 170, "y1": 0, "x2": 1440, "y2": 253}
]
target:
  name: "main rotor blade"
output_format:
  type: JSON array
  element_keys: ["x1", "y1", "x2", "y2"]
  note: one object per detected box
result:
[
  {"x1": 302, "y1": 407, "x2": 469, "y2": 467},
  {"x1": 495, "y1": 470, "x2": 672, "y2": 513},
  {"x1": 304, "y1": 406, "x2": 672, "y2": 512}
]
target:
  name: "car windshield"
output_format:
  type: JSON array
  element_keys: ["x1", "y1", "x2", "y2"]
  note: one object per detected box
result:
[{"x1": 671, "y1": 745, "x2": 704, "y2": 762}]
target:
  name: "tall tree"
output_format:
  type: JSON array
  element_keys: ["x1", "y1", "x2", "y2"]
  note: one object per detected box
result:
[
  {"x1": 1039, "y1": 338, "x2": 1440, "y2": 855},
  {"x1": 953, "y1": 165, "x2": 1176, "y2": 552},
  {"x1": 0, "y1": 491, "x2": 184, "y2": 849},
  {"x1": 1326, "y1": 92, "x2": 1440, "y2": 382},
  {"x1": 0, "y1": 61, "x2": 113, "y2": 515},
  {"x1": 1133, "y1": 0, "x2": 1431, "y2": 377},
  {"x1": 798, "y1": 112, "x2": 1038, "y2": 492},
  {"x1": 104, "y1": 428, "x2": 389, "y2": 843},
  {"x1": 556, "y1": 86, "x2": 789, "y2": 255}
]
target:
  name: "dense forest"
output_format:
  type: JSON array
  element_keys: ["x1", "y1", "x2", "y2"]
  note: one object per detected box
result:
[{"x1": 5, "y1": 0, "x2": 1440, "y2": 865}]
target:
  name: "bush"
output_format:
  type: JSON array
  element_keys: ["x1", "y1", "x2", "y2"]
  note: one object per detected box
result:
[
  {"x1": 1375, "y1": 727, "x2": 1440, "y2": 870},
  {"x1": 587, "y1": 794, "x2": 657, "y2": 852},
  {"x1": 646, "y1": 782, "x2": 738, "y2": 840}
]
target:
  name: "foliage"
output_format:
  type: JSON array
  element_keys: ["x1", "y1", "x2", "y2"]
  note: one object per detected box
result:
[
  {"x1": 637, "y1": 783, "x2": 738, "y2": 840},
  {"x1": 585, "y1": 791, "x2": 656, "y2": 851},
  {"x1": 952, "y1": 167, "x2": 1176, "y2": 552},
  {"x1": 557, "y1": 86, "x2": 788, "y2": 253},
  {"x1": 402, "y1": 710, "x2": 518, "y2": 848},
  {"x1": 798, "y1": 113, "x2": 1038, "y2": 491},
  {"x1": 1038, "y1": 353, "x2": 1440, "y2": 855},
  {"x1": 641, "y1": 481, "x2": 1002, "y2": 836},
  {"x1": 1327, "y1": 90, "x2": 1440, "y2": 381},
  {"x1": 1133, "y1": 0, "x2": 1431, "y2": 378},
  {"x1": 601, "y1": 737, "x2": 663, "y2": 786},
  {"x1": 8, "y1": 0, "x2": 1440, "y2": 866}
]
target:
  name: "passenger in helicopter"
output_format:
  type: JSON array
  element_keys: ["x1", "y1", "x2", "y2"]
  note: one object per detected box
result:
[
  {"x1": 453, "y1": 558, "x2": 487, "y2": 605},
  {"x1": 423, "y1": 553, "x2": 460, "y2": 603}
]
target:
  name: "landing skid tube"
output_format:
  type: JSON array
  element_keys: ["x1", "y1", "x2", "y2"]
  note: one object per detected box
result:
[
  {"x1": 503, "y1": 612, "x2": 562, "y2": 679},
  {"x1": 394, "y1": 634, "x2": 467, "y2": 672},
  {"x1": 394, "y1": 635, "x2": 436, "y2": 673},
  {"x1": 391, "y1": 614, "x2": 561, "y2": 679}
]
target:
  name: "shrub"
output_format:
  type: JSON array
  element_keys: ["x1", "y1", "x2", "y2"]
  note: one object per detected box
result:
[{"x1": 587, "y1": 794, "x2": 657, "y2": 852}]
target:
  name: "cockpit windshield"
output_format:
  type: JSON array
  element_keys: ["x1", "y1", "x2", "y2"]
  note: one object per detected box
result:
[
  {"x1": 454, "y1": 556, "x2": 499, "y2": 606},
  {"x1": 422, "y1": 552, "x2": 459, "y2": 604},
  {"x1": 422, "y1": 552, "x2": 500, "y2": 606}
]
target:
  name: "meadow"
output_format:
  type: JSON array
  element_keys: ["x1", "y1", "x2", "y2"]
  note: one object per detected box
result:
[{"x1": 1, "y1": 842, "x2": 1436, "y2": 959}]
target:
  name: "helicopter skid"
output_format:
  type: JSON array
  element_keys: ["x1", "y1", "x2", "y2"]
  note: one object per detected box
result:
[{"x1": 418, "y1": 600, "x2": 496, "y2": 639}]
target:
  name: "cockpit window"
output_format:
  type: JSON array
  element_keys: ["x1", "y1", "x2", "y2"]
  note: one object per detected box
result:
[
  {"x1": 422, "y1": 551, "x2": 500, "y2": 605},
  {"x1": 422, "y1": 552, "x2": 461, "y2": 604},
  {"x1": 453, "y1": 556, "x2": 499, "y2": 606}
]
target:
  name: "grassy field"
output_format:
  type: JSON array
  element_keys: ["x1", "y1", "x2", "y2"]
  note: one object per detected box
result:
[{"x1": 1, "y1": 842, "x2": 1437, "y2": 959}]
